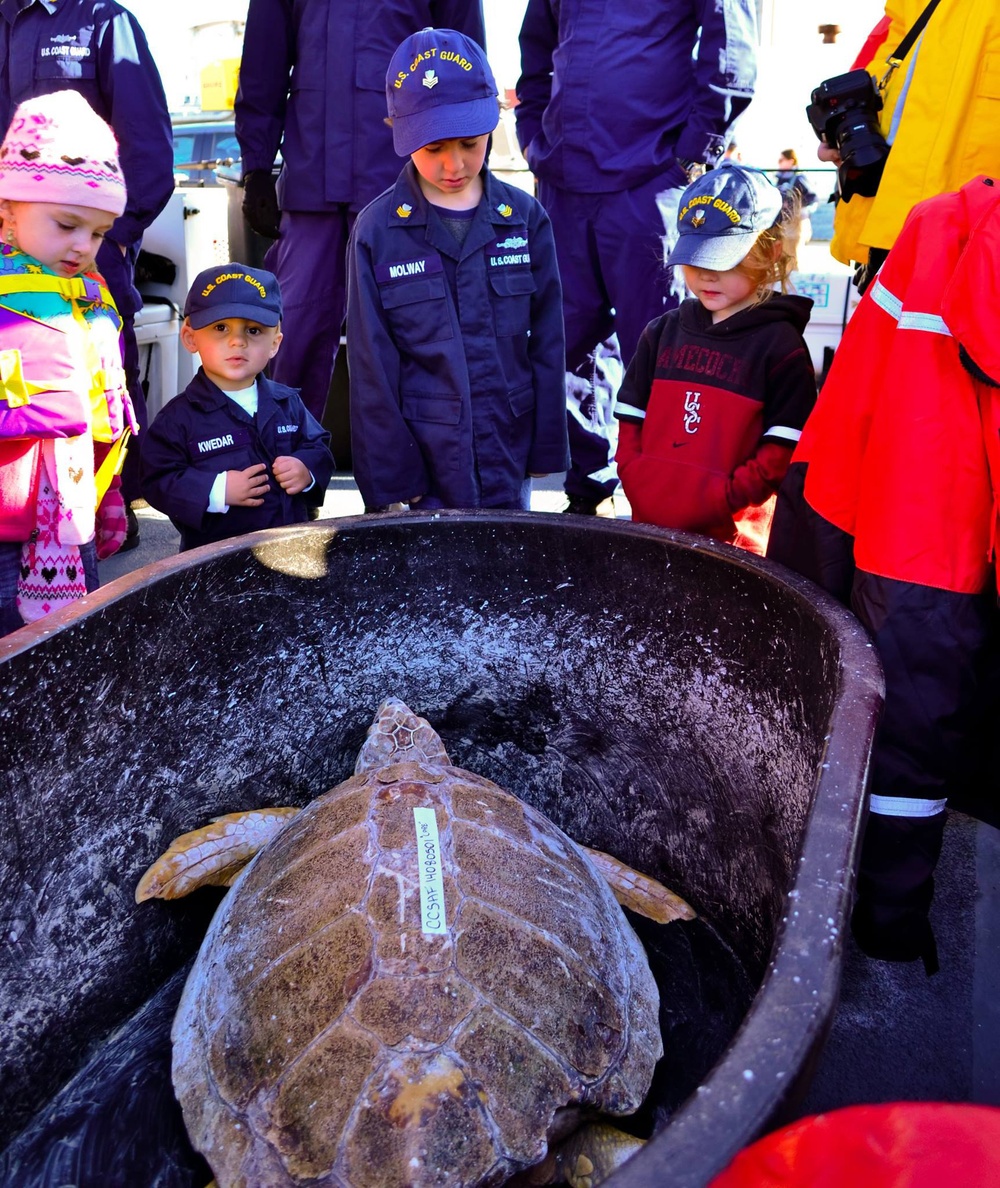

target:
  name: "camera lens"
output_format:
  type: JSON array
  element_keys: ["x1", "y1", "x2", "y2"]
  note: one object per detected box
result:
[{"x1": 837, "y1": 117, "x2": 891, "y2": 200}]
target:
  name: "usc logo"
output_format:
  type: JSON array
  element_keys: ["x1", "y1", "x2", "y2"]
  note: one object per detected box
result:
[{"x1": 683, "y1": 390, "x2": 702, "y2": 434}]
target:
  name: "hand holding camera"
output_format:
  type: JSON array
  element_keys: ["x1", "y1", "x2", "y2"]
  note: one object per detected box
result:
[
  {"x1": 806, "y1": 69, "x2": 890, "y2": 201},
  {"x1": 806, "y1": 1, "x2": 944, "y2": 204}
]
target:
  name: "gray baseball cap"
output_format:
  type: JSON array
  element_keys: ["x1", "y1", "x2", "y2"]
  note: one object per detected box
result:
[{"x1": 668, "y1": 163, "x2": 784, "y2": 272}]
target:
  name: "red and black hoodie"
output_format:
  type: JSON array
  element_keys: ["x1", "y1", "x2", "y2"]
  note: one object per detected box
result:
[{"x1": 614, "y1": 294, "x2": 816, "y2": 541}]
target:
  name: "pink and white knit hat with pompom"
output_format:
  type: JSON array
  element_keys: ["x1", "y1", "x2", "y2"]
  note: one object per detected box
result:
[{"x1": 0, "y1": 90, "x2": 126, "y2": 216}]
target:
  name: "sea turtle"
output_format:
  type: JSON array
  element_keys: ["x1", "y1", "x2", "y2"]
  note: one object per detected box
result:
[{"x1": 137, "y1": 699, "x2": 694, "y2": 1187}]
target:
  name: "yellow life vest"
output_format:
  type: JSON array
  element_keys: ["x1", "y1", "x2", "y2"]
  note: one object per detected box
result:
[
  {"x1": 0, "y1": 271, "x2": 124, "y2": 441},
  {"x1": 0, "y1": 271, "x2": 129, "y2": 505}
]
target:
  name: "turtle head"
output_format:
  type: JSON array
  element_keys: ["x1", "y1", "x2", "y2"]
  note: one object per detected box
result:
[{"x1": 355, "y1": 698, "x2": 453, "y2": 774}]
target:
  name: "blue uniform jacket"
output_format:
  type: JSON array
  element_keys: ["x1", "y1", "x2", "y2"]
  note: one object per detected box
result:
[
  {"x1": 346, "y1": 163, "x2": 569, "y2": 509},
  {"x1": 235, "y1": 0, "x2": 486, "y2": 212},
  {"x1": 515, "y1": 0, "x2": 758, "y2": 193},
  {"x1": 0, "y1": 0, "x2": 174, "y2": 248},
  {"x1": 140, "y1": 370, "x2": 335, "y2": 552}
]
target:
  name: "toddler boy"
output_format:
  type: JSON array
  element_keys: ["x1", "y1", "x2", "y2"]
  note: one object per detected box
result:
[{"x1": 141, "y1": 264, "x2": 334, "y2": 550}]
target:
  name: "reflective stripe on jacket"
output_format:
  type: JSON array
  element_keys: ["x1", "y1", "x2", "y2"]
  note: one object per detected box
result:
[{"x1": 768, "y1": 177, "x2": 1000, "y2": 818}]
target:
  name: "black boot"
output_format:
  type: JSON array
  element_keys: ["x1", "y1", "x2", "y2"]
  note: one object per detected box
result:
[
  {"x1": 850, "y1": 809, "x2": 946, "y2": 976},
  {"x1": 118, "y1": 507, "x2": 140, "y2": 553},
  {"x1": 563, "y1": 494, "x2": 616, "y2": 517}
]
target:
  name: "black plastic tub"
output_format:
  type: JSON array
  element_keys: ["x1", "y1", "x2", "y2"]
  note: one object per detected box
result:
[{"x1": 0, "y1": 512, "x2": 883, "y2": 1186}]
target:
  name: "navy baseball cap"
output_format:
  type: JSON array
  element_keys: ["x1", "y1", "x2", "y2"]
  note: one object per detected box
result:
[
  {"x1": 184, "y1": 264, "x2": 283, "y2": 329},
  {"x1": 386, "y1": 27, "x2": 498, "y2": 157},
  {"x1": 668, "y1": 163, "x2": 784, "y2": 272}
]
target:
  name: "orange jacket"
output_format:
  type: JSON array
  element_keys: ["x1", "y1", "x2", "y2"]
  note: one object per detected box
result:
[{"x1": 796, "y1": 175, "x2": 1000, "y2": 594}]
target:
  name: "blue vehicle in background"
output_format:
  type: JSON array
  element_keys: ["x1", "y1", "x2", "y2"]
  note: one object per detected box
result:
[{"x1": 170, "y1": 113, "x2": 239, "y2": 186}]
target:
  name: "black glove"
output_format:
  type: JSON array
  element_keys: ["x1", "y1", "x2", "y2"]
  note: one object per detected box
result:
[{"x1": 242, "y1": 169, "x2": 281, "y2": 239}]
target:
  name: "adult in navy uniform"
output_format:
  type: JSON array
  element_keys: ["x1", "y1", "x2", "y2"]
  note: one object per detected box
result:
[
  {"x1": 515, "y1": 0, "x2": 758, "y2": 514},
  {"x1": 0, "y1": 0, "x2": 175, "y2": 547},
  {"x1": 235, "y1": 0, "x2": 486, "y2": 428}
]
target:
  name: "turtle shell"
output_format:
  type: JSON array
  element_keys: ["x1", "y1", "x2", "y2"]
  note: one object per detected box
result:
[{"x1": 172, "y1": 701, "x2": 662, "y2": 1186}]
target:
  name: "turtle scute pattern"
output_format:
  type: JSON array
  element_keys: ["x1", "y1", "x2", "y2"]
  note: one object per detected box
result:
[{"x1": 172, "y1": 699, "x2": 662, "y2": 1187}]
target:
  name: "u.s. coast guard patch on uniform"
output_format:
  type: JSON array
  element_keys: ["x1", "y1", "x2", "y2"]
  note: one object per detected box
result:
[
  {"x1": 487, "y1": 234, "x2": 530, "y2": 268},
  {"x1": 375, "y1": 255, "x2": 444, "y2": 283}
]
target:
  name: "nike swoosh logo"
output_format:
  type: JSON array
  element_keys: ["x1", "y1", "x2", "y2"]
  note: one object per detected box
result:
[{"x1": 672, "y1": 441, "x2": 687, "y2": 448}]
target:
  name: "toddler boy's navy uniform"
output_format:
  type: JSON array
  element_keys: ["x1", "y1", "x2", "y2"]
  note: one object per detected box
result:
[
  {"x1": 140, "y1": 264, "x2": 334, "y2": 551},
  {"x1": 141, "y1": 373, "x2": 333, "y2": 551}
]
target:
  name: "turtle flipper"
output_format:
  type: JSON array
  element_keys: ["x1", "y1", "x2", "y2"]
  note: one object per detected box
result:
[
  {"x1": 581, "y1": 845, "x2": 696, "y2": 924},
  {"x1": 512, "y1": 1123, "x2": 646, "y2": 1186},
  {"x1": 135, "y1": 807, "x2": 300, "y2": 902},
  {"x1": 556, "y1": 1122, "x2": 646, "y2": 1187}
]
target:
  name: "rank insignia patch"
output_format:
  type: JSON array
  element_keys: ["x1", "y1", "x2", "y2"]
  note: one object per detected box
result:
[
  {"x1": 396, "y1": 203, "x2": 413, "y2": 218},
  {"x1": 496, "y1": 203, "x2": 513, "y2": 218}
]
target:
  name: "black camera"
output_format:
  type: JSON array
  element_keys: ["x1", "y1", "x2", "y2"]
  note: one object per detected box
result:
[{"x1": 806, "y1": 69, "x2": 891, "y2": 201}]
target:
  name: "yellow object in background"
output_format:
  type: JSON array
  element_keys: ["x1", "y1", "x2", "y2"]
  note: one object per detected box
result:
[{"x1": 200, "y1": 59, "x2": 240, "y2": 112}]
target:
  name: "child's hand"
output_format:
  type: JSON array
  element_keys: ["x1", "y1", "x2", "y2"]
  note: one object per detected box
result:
[
  {"x1": 272, "y1": 454, "x2": 311, "y2": 495},
  {"x1": 226, "y1": 463, "x2": 270, "y2": 507}
]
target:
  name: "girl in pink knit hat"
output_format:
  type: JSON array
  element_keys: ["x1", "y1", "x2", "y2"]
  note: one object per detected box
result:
[{"x1": 0, "y1": 89, "x2": 136, "y2": 635}]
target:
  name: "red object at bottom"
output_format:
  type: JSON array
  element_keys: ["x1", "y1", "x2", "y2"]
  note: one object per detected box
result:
[{"x1": 709, "y1": 1103, "x2": 1000, "y2": 1187}]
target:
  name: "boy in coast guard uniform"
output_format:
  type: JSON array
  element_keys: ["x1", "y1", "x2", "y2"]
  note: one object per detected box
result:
[
  {"x1": 140, "y1": 265, "x2": 334, "y2": 551},
  {"x1": 346, "y1": 28, "x2": 568, "y2": 512}
]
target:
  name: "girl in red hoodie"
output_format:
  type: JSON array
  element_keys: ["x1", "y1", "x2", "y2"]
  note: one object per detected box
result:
[{"x1": 614, "y1": 163, "x2": 816, "y2": 553}]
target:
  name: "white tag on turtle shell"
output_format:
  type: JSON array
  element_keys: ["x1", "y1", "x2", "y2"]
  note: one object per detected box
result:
[{"x1": 413, "y1": 806, "x2": 447, "y2": 934}]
